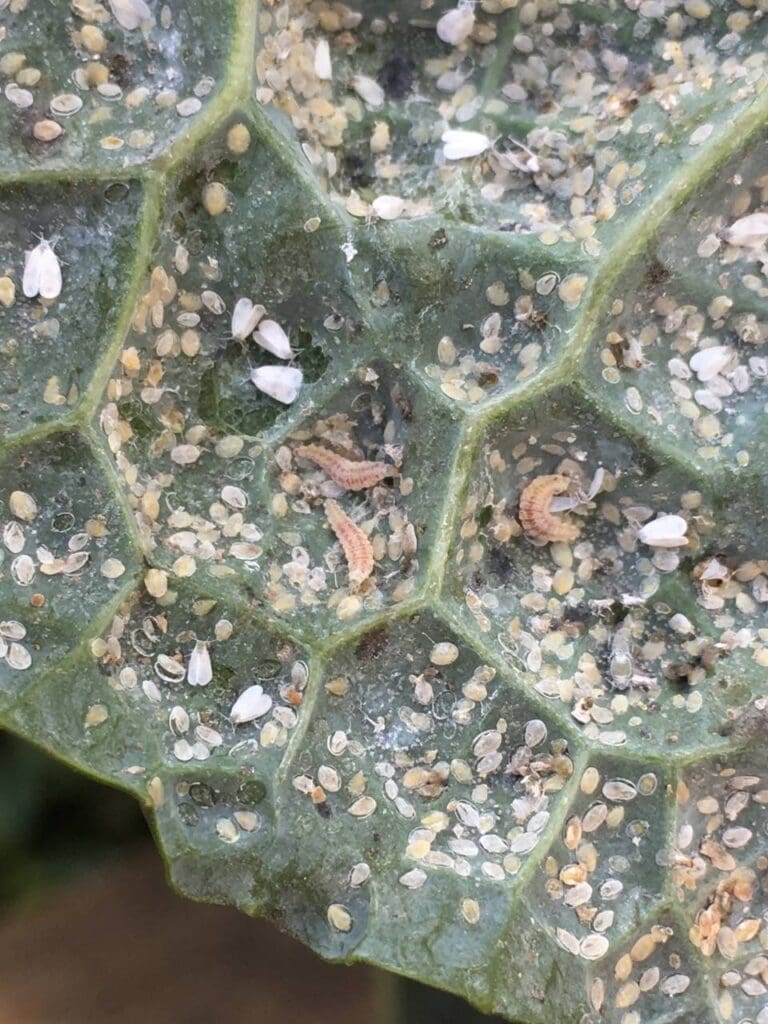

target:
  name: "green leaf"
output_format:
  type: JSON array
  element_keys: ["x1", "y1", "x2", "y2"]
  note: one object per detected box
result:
[
  {"x1": 3, "y1": 2, "x2": 768, "y2": 1021},
  {"x1": 0, "y1": 0, "x2": 241, "y2": 174},
  {"x1": 0, "y1": 179, "x2": 145, "y2": 439}
]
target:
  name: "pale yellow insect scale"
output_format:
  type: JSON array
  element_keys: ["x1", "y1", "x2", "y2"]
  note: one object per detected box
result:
[
  {"x1": 296, "y1": 444, "x2": 396, "y2": 491},
  {"x1": 324, "y1": 499, "x2": 374, "y2": 587},
  {"x1": 518, "y1": 474, "x2": 580, "y2": 544}
]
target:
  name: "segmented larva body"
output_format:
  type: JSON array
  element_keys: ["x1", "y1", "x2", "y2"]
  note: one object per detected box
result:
[
  {"x1": 519, "y1": 474, "x2": 580, "y2": 544},
  {"x1": 296, "y1": 444, "x2": 396, "y2": 491},
  {"x1": 325, "y1": 499, "x2": 374, "y2": 586}
]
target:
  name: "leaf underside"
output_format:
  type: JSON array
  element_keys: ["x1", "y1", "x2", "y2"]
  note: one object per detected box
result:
[{"x1": 3, "y1": 1, "x2": 768, "y2": 1021}]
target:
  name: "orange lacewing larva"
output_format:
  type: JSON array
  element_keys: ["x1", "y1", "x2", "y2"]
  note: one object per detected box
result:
[
  {"x1": 324, "y1": 499, "x2": 374, "y2": 586},
  {"x1": 297, "y1": 444, "x2": 397, "y2": 492},
  {"x1": 518, "y1": 474, "x2": 580, "y2": 544}
]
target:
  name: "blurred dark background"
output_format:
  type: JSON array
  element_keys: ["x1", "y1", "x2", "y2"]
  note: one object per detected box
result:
[
  {"x1": 0, "y1": 732, "x2": 146, "y2": 909},
  {"x1": 0, "y1": 731, "x2": 503, "y2": 1024}
]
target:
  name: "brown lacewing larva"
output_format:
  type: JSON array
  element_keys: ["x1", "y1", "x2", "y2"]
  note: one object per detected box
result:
[
  {"x1": 519, "y1": 474, "x2": 580, "y2": 544},
  {"x1": 297, "y1": 444, "x2": 397, "y2": 491},
  {"x1": 325, "y1": 499, "x2": 374, "y2": 586}
]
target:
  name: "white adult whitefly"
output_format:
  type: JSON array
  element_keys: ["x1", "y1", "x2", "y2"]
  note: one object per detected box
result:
[
  {"x1": 441, "y1": 129, "x2": 492, "y2": 161},
  {"x1": 370, "y1": 195, "x2": 405, "y2": 221},
  {"x1": 436, "y1": 4, "x2": 475, "y2": 46},
  {"x1": 109, "y1": 0, "x2": 152, "y2": 31},
  {"x1": 722, "y1": 212, "x2": 768, "y2": 249},
  {"x1": 350, "y1": 74, "x2": 384, "y2": 109},
  {"x1": 254, "y1": 319, "x2": 292, "y2": 359},
  {"x1": 251, "y1": 365, "x2": 303, "y2": 404},
  {"x1": 231, "y1": 297, "x2": 265, "y2": 340},
  {"x1": 314, "y1": 37, "x2": 332, "y2": 80},
  {"x1": 187, "y1": 641, "x2": 213, "y2": 687},
  {"x1": 22, "y1": 238, "x2": 62, "y2": 300},
  {"x1": 637, "y1": 514, "x2": 689, "y2": 548},
  {"x1": 689, "y1": 346, "x2": 733, "y2": 382},
  {"x1": 586, "y1": 467, "x2": 606, "y2": 500},
  {"x1": 230, "y1": 684, "x2": 273, "y2": 724}
]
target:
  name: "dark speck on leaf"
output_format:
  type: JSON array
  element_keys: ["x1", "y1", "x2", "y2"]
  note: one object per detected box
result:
[
  {"x1": 643, "y1": 258, "x2": 670, "y2": 288},
  {"x1": 477, "y1": 505, "x2": 493, "y2": 528},
  {"x1": 487, "y1": 546, "x2": 515, "y2": 582},
  {"x1": 107, "y1": 53, "x2": 132, "y2": 89},
  {"x1": 341, "y1": 152, "x2": 373, "y2": 189},
  {"x1": 355, "y1": 627, "x2": 389, "y2": 661},
  {"x1": 377, "y1": 50, "x2": 415, "y2": 99},
  {"x1": 429, "y1": 228, "x2": 448, "y2": 250}
]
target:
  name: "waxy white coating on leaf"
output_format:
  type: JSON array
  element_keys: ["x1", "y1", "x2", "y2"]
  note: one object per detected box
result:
[
  {"x1": 254, "y1": 319, "x2": 292, "y2": 359},
  {"x1": 441, "y1": 129, "x2": 492, "y2": 161},
  {"x1": 436, "y1": 5, "x2": 475, "y2": 46},
  {"x1": 231, "y1": 297, "x2": 265, "y2": 340},
  {"x1": 22, "y1": 238, "x2": 62, "y2": 300},
  {"x1": 187, "y1": 641, "x2": 212, "y2": 687},
  {"x1": 637, "y1": 514, "x2": 689, "y2": 548},
  {"x1": 109, "y1": 0, "x2": 152, "y2": 30},
  {"x1": 230, "y1": 684, "x2": 273, "y2": 724},
  {"x1": 250, "y1": 365, "x2": 303, "y2": 404}
]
